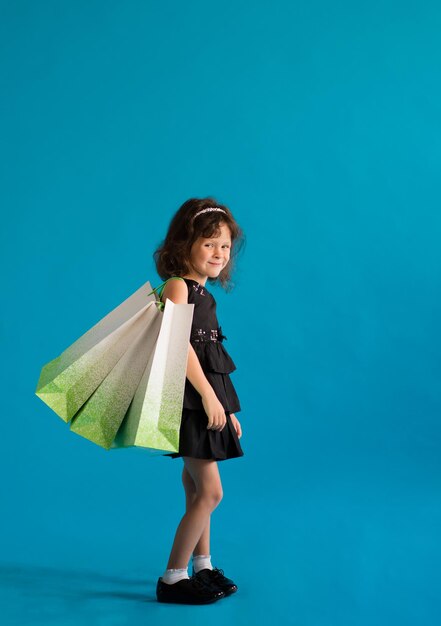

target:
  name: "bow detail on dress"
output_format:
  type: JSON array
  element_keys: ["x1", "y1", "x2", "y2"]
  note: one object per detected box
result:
[{"x1": 192, "y1": 335, "x2": 237, "y2": 374}]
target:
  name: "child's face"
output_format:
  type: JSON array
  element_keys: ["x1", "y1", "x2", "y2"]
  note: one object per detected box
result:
[{"x1": 189, "y1": 222, "x2": 232, "y2": 279}]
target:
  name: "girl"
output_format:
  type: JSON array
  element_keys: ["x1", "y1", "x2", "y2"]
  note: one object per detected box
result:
[{"x1": 152, "y1": 198, "x2": 245, "y2": 605}]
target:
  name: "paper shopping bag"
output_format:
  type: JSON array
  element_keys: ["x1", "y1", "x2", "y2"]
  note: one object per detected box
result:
[
  {"x1": 69, "y1": 298, "x2": 194, "y2": 451},
  {"x1": 67, "y1": 305, "x2": 162, "y2": 449},
  {"x1": 35, "y1": 280, "x2": 159, "y2": 422},
  {"x1": 36, "y1": 279, "x2": 194, "y2": 452},
  {"x1": 111, "y1": 298, "x2": 194, "y2": 453}
]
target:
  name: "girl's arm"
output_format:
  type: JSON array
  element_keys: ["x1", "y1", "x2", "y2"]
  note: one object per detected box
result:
[{"x1": 161, "y1": 279, "x2": 226, "y2": 430}]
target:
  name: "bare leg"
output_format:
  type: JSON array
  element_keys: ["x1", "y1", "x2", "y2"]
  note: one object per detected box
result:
[
  {"x1": 166, "y1": 457, "x2": 222, "y2": 569},
  {"x1": 182, "y1": 465, "x2": 211, "y2": 556}
]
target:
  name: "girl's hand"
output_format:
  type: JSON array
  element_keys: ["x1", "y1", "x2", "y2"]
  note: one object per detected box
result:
[
  {"x1": 201, "y1": 390, "x2": 227, "y2": 432},
  {"x1": 230, "y1": 413, "x2": 242, "y2": 438}
]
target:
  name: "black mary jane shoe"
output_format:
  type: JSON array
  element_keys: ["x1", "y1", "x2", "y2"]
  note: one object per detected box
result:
[
  {"x1": 156, "y1": 575, "x2": 225, "y2": 604},
  {"x1": 192, "y1": 567, "x2": 238, "y2": 596}
]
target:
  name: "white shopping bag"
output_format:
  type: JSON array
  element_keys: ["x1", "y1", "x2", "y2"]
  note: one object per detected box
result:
[{"x1": 35, "y1": 280, "x2": 194, "y2": 451}]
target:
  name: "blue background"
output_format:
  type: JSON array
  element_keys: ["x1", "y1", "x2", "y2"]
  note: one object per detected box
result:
[{"x1": 1, "y1": 0, "x2": 440, "y2": 624}]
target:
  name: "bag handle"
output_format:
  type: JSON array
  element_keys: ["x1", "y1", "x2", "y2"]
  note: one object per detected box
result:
[{"x1": 147, "y1": 276, "x2": 186, "y2": 306}]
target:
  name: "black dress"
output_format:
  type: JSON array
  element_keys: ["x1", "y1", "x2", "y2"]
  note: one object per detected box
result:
[{"x1": 160, "y1": 277, "x2": 244, "y2": 462}]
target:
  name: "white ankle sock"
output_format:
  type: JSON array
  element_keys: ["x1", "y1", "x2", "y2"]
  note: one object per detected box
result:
[
  {"x1": 192, "y1": 554, "x2": 213, "y2": 573},
  {"x1": 161, "y1": 567, "x2": 190, "y2": 584}
]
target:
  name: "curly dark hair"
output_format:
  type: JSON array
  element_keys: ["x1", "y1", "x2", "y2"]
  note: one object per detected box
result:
[{"x1": 153, "y1": 197, "x2": 245, "y2": 291}]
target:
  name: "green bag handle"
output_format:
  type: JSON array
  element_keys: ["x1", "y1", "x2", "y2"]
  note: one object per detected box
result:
[{"x1": 147, "y1": 276, "x2": 185, "y2": 311}]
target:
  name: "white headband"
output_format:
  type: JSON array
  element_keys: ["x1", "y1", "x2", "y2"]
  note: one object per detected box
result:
[{"x1": 193, "y1": 207, "x2": 227, "y2": 219}]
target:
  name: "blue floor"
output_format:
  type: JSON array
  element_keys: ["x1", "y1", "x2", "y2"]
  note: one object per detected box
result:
[{"x1": 2, "y1": 447, "x2": 439, "y2": 626}]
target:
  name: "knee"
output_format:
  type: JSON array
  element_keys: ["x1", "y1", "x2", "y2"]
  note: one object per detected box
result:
[
  {"x1": 199, "y1": 487, "x2": 223, "y2": 510},
  {"x1": 212, "y1": 488, "x2": 223, "y2": 508}
]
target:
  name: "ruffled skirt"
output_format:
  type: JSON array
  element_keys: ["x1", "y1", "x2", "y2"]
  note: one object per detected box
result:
[{"x1": 163, "y1": 408, "x2": 244, "y2": 462}]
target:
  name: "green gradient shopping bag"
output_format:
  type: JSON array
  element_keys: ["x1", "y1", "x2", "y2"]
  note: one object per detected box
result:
[{"x1": 35, "y1": 280, "x2": 194, "y2": 452}]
